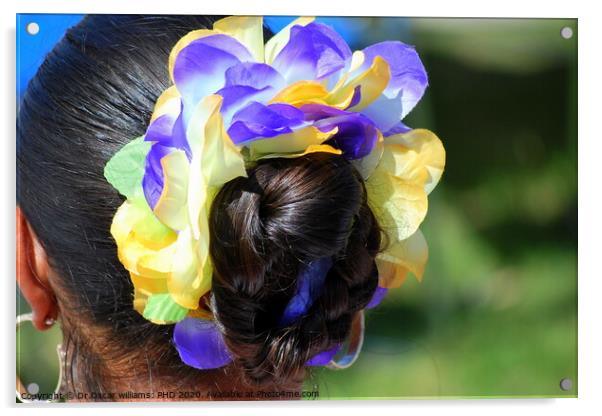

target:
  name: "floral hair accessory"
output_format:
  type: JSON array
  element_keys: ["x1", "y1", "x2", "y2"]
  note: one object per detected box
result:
[{"x1": 104, "y1": 16, "x2": 445, "y2": 370}]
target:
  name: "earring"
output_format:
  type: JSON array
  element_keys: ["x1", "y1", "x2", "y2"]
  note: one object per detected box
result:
[
  {"x1": 16, "y1": 313, "x2": 64, "y2": 403},
  {"x1": 326, "y1": 310, "x2": 365, "y2": 370}
]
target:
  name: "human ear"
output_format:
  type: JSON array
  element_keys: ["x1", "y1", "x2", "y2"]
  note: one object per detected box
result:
[{"x1": 16, "y1": 206, "x2": 59, "y2": 331}]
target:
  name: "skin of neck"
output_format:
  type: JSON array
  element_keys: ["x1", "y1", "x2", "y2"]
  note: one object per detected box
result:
[{"x1": 56, "y1": 304, "x2": 304, "y2": 402}]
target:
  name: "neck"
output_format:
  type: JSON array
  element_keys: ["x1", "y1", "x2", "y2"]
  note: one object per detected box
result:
[{"x1": 58, "y1": 319, "x2": 303, "y2": 402}]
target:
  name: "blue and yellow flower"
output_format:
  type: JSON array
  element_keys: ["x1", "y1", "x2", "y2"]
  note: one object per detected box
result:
[{"x1": 104, "y1": 16, "x2": 445, "y2": 367}]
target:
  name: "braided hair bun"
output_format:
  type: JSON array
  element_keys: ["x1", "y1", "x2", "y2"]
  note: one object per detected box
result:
[{"x1": 209, "y1": 152, "x2": 382, "y2": 386}]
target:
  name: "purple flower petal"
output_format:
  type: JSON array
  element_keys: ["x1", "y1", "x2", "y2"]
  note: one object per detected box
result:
[
  {"x1": 309, "y1": 22, "x2": 353, "y2": 85},
  {"x1": 191, "y1": 34, "x2": 254, "y2": 62},
  {"x1": 272, "y1": 22, "x2": 352, "y2": 84},
  {"x1": 366, "y1": 286, "x2": 389, "y2": 309},
  {"x1": 360, "y1": 41, "x2": 428, "y2": 118},
  {"x1": 383, "y1": 121, "x2": 411, "y2": 137},
  {"x1": 306, "y1": 344, "x2": 341, "y2": 366},
  {"x1": 173, "y1": 34, "x2": 252, "y2": 110},
  {"x1": 301, "y1": 104, "x2": 379, "y2": 160},
  {"x1": 144, "y1": 104, "x2": 191, "y2": 156},
  {"x1": 217, "y1": 85, "x2": 272, "y2": 122},
  {"x1": 228, "y1": 102, "x2": 306, "y2": 144},
  {"x1": 346, "y1": 85, "x2": 362, "y2": 109},
  {"x1": 144, "y1": 114, "x2": 176, "y2": 144},
  {"x1": 224, "y1": 62, "x2": 285, "y2": 89},
  {"x1": 173, "y1": 317, "x2": 233, "y2": 370},
  {"x1": 358, "y1": 92, "x2": 403, "y2": 133},
  {"x1": 142, "y1": 107, "x2": 191, "y2": 209},
  {"x1": 217, "y1": 63, "x2": 286, "y2": 126},
  {"x1": 142, "y1": 144, "x2": 171, "y2": 209},
  {"x1": 279, "y1": 257, "x2": 334, "y2": 327}
]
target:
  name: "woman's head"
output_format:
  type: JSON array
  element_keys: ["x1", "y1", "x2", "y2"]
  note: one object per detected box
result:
[{"x1": 17, "y1": 15, "x2": 382, "y2": 395}]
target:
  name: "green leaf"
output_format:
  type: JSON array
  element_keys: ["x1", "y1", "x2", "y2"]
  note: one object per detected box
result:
[
  {"x1": 143, "y1": 294, "x2": 189, "y2": 324},
  {"x1": 104, "y1": 136, "x2": 152, "y2": 200}
]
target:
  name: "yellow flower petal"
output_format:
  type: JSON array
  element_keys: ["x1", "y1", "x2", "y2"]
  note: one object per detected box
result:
[
  {"x1": 323, "y1": 50, "x2": 363, "y2": 97},
  {"x1": 117, "y1": 231, "x2": 175, "y2": 279},
  {"x1": 214, "y1": 16, "x2": 265, "y2": 62},
  {"x1": 153, "y1": 150, "x2": 190, "y2": 231},
  {"x1": 264, "y1": 16, "x2": 315, "y2": 64},
  {"x1": 200, "y1": 96, "x2": 248, "y2": 187},
  {"x1": 266, "y1": 50, "x2": 387, "y2": 111},
  {"x1": 269, "y1": 81, "x2": 329, "y2": 107},
  {"x1": 366, "y1": 139, "x2": 430, "y2": 242},
  {"x1": 133, "y1": 287, "x2": 148, "y2": 315},
  {"x1": 185, "y1": 94, "x2": 247, "y2": 184},
  {"x1": 112, "y1": 201, "x2": 178, "y2": 279},
  {"x1": 377, "y1": 229, "x2": 429, "y2": 288},
  {"x1": 248, "y1": 125, "x2": 339, "y2": 158},
  {"x1": 348, "y1": 50, "x2": 366, "y2": 73},
  {"x1": 150, "y1": 86, "x2": 181, "y2": 122},
  {"x1": 269, "y1": 80, "x2": 357, "y2": 110},
  {"x1": 186, "y1": 94, "x2": 247, "y2": 239},
  {"x1": 385, "y1": 129, "x2": 446, "y2": 195},
  {"x1": 136, "y1": 241, "x2": 177, "y2": 280},
  {"x1": 168, "y1": 29, "x2": 217, "y2": 82},
  {"x1": 196, "y1": 205, "x2": 213, "y2": 290},
  {"x1": 111, "y1": 201, "x2": 137, "y2": 247},
  {"x1": 367, "y1": 129, "x2": 444, "y2": 286},
  {"x1": 367, "y1": 170, "x2": 428, "y2": 243},
  {"x1": 255, "y1": 144, "x2": 342, "y2": 160},
  {"x1": 112, "y1": 202, "x2": 171, "y2": 277},
  {"x1": 327, "y1": 56, "x2": 391, "y2": 111},
  {"x1": 130, "y1": 273, "x2": 168, "y2": 296},
  {"x1": 186, "y1": 155, "x2": 207, "y2": 242},
  {"x1": 167, "y1": 228, "x2": 211, "y2": 310},
  {"x1": 111, "y1": 200, "x2": 176, "y2": 251},
  {"x1": 376, "y1": 260, "x2": 408, "y2": 289}
]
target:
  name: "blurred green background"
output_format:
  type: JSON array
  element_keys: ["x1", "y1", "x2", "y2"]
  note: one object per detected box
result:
[
  {"x1": 17, "y1": 16, "x2": 577, "y2": 400},
  {"x1": 307, "y1": 17, "x2": 578, "y2": 399}
]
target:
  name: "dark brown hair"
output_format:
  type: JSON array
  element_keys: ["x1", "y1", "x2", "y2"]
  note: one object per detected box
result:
[
  {"x1": 17, "y1": 14, "x2": 382, "y2": 391},
  {"x1": 210, "y1": 154, "x2": 381, "y2": 385}
]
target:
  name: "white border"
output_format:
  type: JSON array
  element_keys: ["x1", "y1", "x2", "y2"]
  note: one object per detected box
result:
[{"x1": 3, "y1": 0, "x2": 600, "y2": 415}]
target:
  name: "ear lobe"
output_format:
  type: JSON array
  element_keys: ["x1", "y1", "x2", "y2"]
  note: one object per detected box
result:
[{"x1": 16, "y1": 206, "x2": 59, "y2": 331}]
